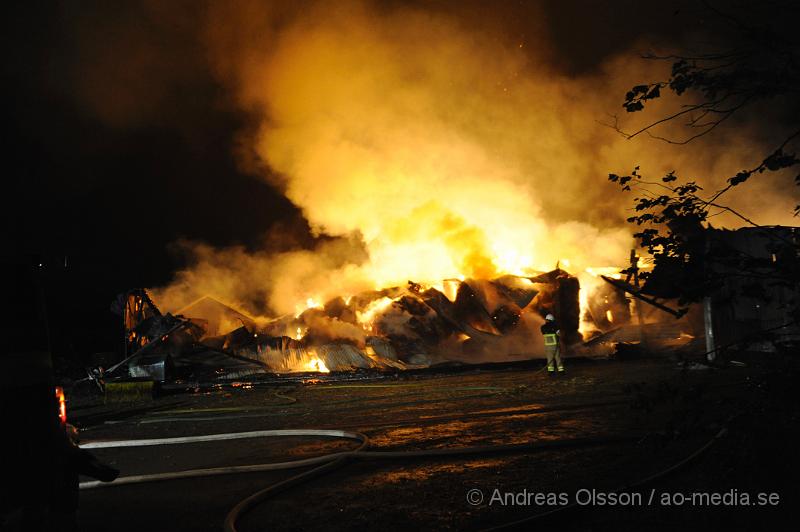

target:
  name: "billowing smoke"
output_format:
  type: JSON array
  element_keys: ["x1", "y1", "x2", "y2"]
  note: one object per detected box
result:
[{"x1": 142, "y1": 0, "x2": 796, "y2": 318}]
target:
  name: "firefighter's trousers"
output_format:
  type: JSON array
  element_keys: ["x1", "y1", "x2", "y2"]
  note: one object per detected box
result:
[{"x1": 545, "y1": 344, "x2": 563, "y2": 372}]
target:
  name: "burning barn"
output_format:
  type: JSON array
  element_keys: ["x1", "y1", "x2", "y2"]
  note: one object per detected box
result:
[
  {"x1": 106, "y1": 268, "x2": 590, "y2": 383},
  {"x1": 105, "y1": 237, "x2": 767, "y2": 386},
  {"x1": 105, "y1": 223, "x2": 799, "y2": 386}
]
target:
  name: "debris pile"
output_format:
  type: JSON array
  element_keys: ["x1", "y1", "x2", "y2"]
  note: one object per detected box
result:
[
  {"x1": 107, "y1": 269, "x2": 584, "y2": 382},
  {"x1": 103, "y1": 253, "x2": 724, "y2": 385}
]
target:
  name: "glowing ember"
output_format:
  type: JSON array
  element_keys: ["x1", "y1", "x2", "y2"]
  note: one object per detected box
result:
[
  {"x1": 356, "y1": 296, "x2": 394, "y2": 332},
  {"x1": 305, "y1": 356, "x2": 329, "y2": 373}
]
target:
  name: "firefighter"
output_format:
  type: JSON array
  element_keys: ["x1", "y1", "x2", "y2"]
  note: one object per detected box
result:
[{"x1": 541, "y1": 313, "x2": 564, "y2": 374}]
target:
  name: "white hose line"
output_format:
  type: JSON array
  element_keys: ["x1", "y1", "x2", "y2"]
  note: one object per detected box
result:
[
  {"x1": 79, "y1": 429, "x2": 369, "y2": 491},
  {"x1": 80, "y1": 429, "x2": 634, "y2": 492},
  {"x1": 221, "y1": 435, "x2": 636, "y2": 532},
  {"x1": 80, "y1": 429, "x2": 362, "y2": 449}
]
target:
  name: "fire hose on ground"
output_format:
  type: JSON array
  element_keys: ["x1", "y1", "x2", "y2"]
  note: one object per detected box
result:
[
  {"x1": 79, "y1": 374, "x2": 748, "y2": 530},
  {"x1": 72, "y1": 316, "x2": 783, "y2": 528},
  {"x1": 78, "y1": 429, "x2": 641, "y2": 531},
  {"x1": 483, "y1": 425, "x2": 730, "y2": 531},
  {"x1": 222, "y1": 428, "x2": 729, "y2": 532}
]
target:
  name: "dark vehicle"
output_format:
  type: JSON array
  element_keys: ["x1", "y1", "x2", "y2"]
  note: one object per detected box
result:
[{"x1": 1, "y1": 258, "x2": 117, "y2": 531}]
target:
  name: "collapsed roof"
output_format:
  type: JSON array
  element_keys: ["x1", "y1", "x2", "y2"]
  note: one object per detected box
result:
[{"x1": 112, "y1": 269, "x2": 582, "y2": 381}]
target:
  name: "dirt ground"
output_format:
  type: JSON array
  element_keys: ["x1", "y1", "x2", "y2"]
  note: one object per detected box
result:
[{"x1": 71, "y1": 355, "x2": 798, "y2": 531}]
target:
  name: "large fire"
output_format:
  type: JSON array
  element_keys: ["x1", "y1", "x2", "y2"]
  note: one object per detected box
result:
[
  {"x1": 145, "y1": 0, "x2": 682, "y2": 372},
  {"x1": 240, "y1": 261, "x2": 628, "y2": 373}
]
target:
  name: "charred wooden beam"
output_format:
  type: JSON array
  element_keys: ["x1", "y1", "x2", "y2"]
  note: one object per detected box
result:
[{"x1": 600, "y1": 275, "x2": 686, "y2": 318}]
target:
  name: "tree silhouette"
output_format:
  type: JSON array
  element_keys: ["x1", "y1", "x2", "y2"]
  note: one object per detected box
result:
[{"x1": 608, "y1": 2, "x2": 800, "y2": 326}]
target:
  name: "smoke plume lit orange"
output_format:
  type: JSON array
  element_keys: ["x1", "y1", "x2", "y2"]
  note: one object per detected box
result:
[{"x1": 150, "y1": 0, "x2": 797, "y2": 322}]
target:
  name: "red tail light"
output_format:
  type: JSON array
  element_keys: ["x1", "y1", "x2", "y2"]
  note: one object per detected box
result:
[{"x1": 55, "y1": 386, "x2": 67, "y2": 424}]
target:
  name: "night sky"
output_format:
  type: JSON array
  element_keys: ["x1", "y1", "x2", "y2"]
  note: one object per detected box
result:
[{"x1": 2, "y1": 0, "x2": 786, "y2": 357}]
